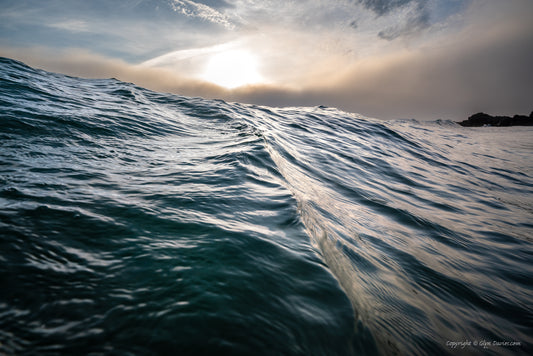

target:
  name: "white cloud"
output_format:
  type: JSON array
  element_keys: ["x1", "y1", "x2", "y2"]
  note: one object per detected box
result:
[
  {"x1": 47, "y1": 20, "x2": 90, "y2": 32},
  {"x1": 171, "y1": 0, "x2": 235, "y2": 29}
]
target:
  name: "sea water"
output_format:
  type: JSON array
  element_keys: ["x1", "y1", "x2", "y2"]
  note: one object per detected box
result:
[{"x1": 1, "y1": 57, "x2": 532, "y2": 355}]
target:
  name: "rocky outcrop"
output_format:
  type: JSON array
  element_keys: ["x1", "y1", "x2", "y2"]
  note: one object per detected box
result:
[{"x1": 458, "y1": 112, "x2": 533, "y2": 127}]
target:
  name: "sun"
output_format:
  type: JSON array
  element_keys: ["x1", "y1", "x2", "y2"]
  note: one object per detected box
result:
[{"x1": 202, "y1": 50, "x2": 263, "y2": 89}]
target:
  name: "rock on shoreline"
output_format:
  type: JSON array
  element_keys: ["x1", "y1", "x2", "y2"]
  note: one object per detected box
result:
[{"x1": 457, "y1": 112, "x2": 533, "y2": 127}]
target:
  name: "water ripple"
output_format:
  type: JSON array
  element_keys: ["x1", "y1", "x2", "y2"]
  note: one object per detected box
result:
[{"x1": 1, "y1": 57, "x2": 532, "y2": 355}]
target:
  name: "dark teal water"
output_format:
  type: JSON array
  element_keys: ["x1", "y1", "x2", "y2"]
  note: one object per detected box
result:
[{"x1": 1, "y1": 57, "x2": 532, "y2": 355}]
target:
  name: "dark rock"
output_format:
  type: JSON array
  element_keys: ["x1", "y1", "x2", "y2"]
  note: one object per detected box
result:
[{"x1": 457, "y1": 112, "x2": 533, "y2": 127}]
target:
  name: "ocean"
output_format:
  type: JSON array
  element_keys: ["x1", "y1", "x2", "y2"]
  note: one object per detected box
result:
[{"x1": 1, "y1": 56, "x2": 532, "y2": 355}]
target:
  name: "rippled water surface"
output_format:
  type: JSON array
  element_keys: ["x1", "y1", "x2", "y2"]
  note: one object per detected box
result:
[{"x1": 1, "y1": 57, "x2": 532, "y2": 355}]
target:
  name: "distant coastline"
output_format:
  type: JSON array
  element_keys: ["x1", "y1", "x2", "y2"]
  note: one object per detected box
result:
[{"x1": 458, "y1": 112, "x2": 533, "y2": 127}]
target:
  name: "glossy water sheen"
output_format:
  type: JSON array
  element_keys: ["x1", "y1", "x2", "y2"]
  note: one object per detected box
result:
[{"x1": 1, "y1": 57, "x2": 532, "y2": 355}]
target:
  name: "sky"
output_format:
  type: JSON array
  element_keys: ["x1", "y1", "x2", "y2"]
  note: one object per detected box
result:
[{"x1": 1, "y1": 0, "x2": 532, "y2": 120}]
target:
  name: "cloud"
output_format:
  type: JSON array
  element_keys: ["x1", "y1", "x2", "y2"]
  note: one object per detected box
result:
[
  {"x1": 352, "y1": 0, "x2": 474, "y2": 40},
  {"x1": 47, "y1": 20, "x2": 91, "y2": 33},
  {"x1": 170, "y1": 0, "x2": 235, "y2": 29},
  {"x1": 0, "y1": 0, "x2": 239, "y2": 62},
  {"x1": 351, "y1": 0, "x2": 432, "y2": 39},
  {"x1": 304, "y1": 1, "x2": 533, "y2": 119},
  {"x1": 356, "y1": 0, "x2": 426, "y2": 16},
  {"x1": 194, "y1": 0, "x2": 234, "y2": 9},
  {"x1": 376, "y1": 1, "x2": 430, "y2": 39},
  {"x1": 1, "y1": 0, "x2": 532, "y2": 121},
  {"x1": 0, "y1": 0, "x2": 471, "y2": 67}
]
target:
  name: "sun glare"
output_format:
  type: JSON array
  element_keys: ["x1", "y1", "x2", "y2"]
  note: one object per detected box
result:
[{"x1": 202, "y1": 50, "x2": 263, "y2": 89}]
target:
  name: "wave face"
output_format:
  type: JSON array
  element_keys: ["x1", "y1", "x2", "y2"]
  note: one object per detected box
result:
[{"x1": 1, "y1": 57, "x2": 532, "y2": 355}]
